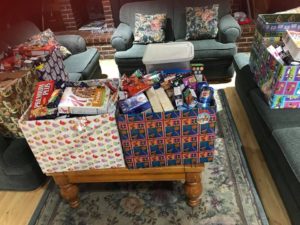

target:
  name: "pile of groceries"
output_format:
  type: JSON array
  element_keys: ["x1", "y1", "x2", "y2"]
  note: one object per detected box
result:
[
  {"x1": 27, "y1": 63, "x2": 215, "y2": 120},
  {"x1": 118, "y1": 64, "x2": 214, "y2": 114},
  {"x1": 28, "y1": 79, "x2": 118, "y2": 120}
]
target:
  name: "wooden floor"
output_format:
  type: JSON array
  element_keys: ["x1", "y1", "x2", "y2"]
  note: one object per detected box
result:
[
  {"x1": 225, "y1": 88, "x2": 291, "y2": 225},
  {"x1": 0, "y1": 87, "x2": 291, "y2": 225},
  {"x1": 0, "y1": 183, "x2": 47, "y2": 225}
]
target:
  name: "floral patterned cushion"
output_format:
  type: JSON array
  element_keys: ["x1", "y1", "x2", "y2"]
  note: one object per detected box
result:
[
  {"x1": 185, "y1": 5, "x2": 219, "y2": 40},
  {"x1": 134, "y1": 13, "x2": 167, "y2": 43}
]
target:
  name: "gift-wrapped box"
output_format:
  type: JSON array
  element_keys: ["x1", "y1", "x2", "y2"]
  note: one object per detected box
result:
[
  {"x1": 0, "y1": 70, "x2": 38, "y2": 137},
  {"x1": 256, "y1": 14, "x2": 300, "y2": 37},
  {"x1": 251, "y1": 44, "x2": 300, "y2": 108},
  {"x1": 117, "y1": 103, "x2": 217, "y2": 169},
  {"x1": 19, "y1": 79, "x2": 125, "y2": 173},
  {"x1": 249, "y1": 13, "x2": 300, "y2": 108},
  {"x1": 34, "y1": 47, "x2": 69, "y2": 83}
]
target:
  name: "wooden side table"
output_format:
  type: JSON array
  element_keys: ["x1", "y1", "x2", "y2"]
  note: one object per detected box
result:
[{"x1": 48, "y1": 164, "x2": 204, "y2": 208}]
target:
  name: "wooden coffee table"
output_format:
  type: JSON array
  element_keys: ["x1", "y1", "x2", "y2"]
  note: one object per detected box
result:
[{"x1": 48, "y1": 164, "x2": 204, "y2": 208}]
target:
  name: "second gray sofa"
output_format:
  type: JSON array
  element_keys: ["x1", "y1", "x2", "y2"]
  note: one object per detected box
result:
[{"x1": 111, "y1": 0, "x2": 241, "y2": 81}]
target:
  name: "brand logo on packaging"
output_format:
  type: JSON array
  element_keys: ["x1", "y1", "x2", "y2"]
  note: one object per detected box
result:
[{"x1": 197, "y1": 113, "x2": 210, "y2": 125}]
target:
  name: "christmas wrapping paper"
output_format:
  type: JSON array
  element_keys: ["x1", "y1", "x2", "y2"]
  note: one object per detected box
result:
[
  {"x1": 19, "y1": 112, "x2": 125, "y2": 173},
  {"x1": 250, "y1": 43, "x2": 300, "y2": 108},
  {"x1": 0, "y1": 48, "x2": 69, "y2": 137},
  {"x1": 117, "y1": 106, "x2": 217, "y2": 169},
  {"x1": 34, "y1": 47, "x2": 69, "y2": 83},
  {"x1": 19, "y1": 79, "x2": 125, "y2": 173},
  {"x1": 0, "y1": 70, "x2": 38, "y2": 137}
]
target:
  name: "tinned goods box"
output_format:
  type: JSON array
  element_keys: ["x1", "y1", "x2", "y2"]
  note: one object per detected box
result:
[{"x1": 117, "y1": 103, "x2": 216, "y2": 169}]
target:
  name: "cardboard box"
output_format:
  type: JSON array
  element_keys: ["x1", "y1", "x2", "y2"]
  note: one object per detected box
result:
[
  {"x1": 58, "y1": 86, "x2": 110, "y2": 115},
  {"x1": 0, "y1": 70, "x2": 38, "y2": 137},
  {"x1": 251, "y1": 44, "x2": 300, "y2": 108},
  {"x1": 19, "y1": 79, "x2": 126, "y2": 173},
  {"x1": 249, "y1": 14, "x2": 300, "y2": 108},
  {"x1": 256, "y1": 13, "x2": 300, "y2": 37},
  {"x1": 117, "y1": 104, "x2": 217, "y2": 169}
]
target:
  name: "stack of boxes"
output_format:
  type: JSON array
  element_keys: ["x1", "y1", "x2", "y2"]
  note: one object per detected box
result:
[
  {"x1": 0, "y1": 29, "x2": 69, "y2": 138},
  {"x1": 249, "y1": 14, "x2": 300, "y2": 109}
]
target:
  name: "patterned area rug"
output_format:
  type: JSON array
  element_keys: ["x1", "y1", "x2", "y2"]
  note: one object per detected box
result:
[{"x1": 29, "y1": 90, "x2": 269, "y2": 225}]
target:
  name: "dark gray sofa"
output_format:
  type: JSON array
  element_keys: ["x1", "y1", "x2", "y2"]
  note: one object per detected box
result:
[
  {"x1": 111, "y1": 0, "x2": 241, "y2": 81},
  {"x1": 1, "y1": 20, "x2": 102, "y2": 81},
  {"x1": 0, "y1": 136, "x2": 46, "y2": 190},
  {"x1": 234, "y1": 53, "x2": 300, "y2": 225}
]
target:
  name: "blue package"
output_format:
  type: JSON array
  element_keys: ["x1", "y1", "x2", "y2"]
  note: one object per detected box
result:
[{"x1": 119, "y1": 93, "x2": 152, "y2": 114}]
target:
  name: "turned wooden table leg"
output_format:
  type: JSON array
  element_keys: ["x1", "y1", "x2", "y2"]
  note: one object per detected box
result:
[
  {"x1": 52, "y1": 175, "x2": 80, "y2": 208},
  {"x1": 184, "y1": 172, "x2": 202, "y2": 207}
]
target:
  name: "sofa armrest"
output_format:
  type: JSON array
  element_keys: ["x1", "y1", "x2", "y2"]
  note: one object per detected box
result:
[
  {"x1": 111, "y1": 23, "x2": 133, "y2": 51},
  {"x1": 55, "y1": 35, "x2": 87, "y2": 54},
  {"x1": 218, "y1": 15, "x2": 241, "y2": 43},
  {"x1": 234, "y1": 53, "x2": 250, "y2": 71},
  {"x1": 3, "y1": 139, "x2": 35, "y2": 168}
]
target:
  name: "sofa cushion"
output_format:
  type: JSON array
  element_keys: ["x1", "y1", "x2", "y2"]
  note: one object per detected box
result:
[
  {"x1": 185, "y1": 5, "x2": 219, "y2": 40},
  {"x1": 120, "y1": 0, "x2": 174, "y2": 42},
  {"x1": 273, "y1": 128, "x2": 300, "y2": 182},
  {"x1": 68, "y1": 72, "x2": 82, "y2": 82},
  {"x1": 134, "y1": 13, "x2": 167, "y2": 43},
  {"x1": 63, "y1": 48, "x2": 98, "y2": 74},
  {"x1": 249, "y1": 88, "x2": 300, "y2": 131},
  {"x1": 176, "y1": 39, "x2": 236, "y2": 59},
  {"x1": 173, "y1": 0, "x2": 231, "y2": 40}
]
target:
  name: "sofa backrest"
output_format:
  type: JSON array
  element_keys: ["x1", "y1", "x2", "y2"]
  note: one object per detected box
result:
[
  {"x1": 119, "y1": 0, "x2": 175, "y2": 41},
  {"x1": 173, "y1": 0, "x2": 232, "y2": 40},
  {"x1": 1, "y1": 21, "x2": 41, "y2": 47}
]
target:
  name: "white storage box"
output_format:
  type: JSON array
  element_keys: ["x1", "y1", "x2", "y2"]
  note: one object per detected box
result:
[
  {"x1": 283, "y1": 30, "x2": 300, "y2": 61},
  {"x1": 142, "y1": 42, "x2": 194, "y2": 73}
]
